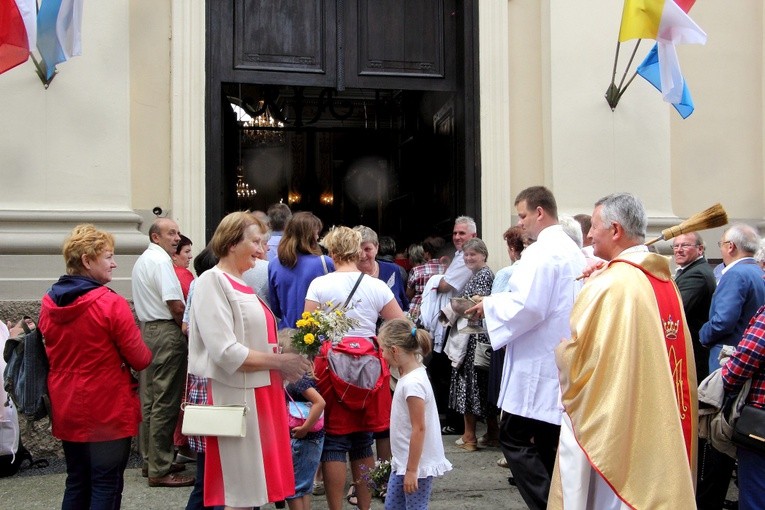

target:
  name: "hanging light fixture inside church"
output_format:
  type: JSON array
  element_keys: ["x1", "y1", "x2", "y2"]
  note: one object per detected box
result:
[
  {"x1": 235, "y1": 164, "x2": 256, "y2": 199},
  {"x1": 242, "y1": 103, "x2": 285, "y2": 147}
]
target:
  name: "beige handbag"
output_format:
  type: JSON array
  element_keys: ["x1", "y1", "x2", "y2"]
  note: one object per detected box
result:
[{"x1": 181, "y1": 374, "x2": 248, "y2": 438}]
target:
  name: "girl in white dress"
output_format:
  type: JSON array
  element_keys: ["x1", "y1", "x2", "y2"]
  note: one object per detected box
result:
[{"x1": 378, "y1": 319, "x2": 452, "y2": 510}]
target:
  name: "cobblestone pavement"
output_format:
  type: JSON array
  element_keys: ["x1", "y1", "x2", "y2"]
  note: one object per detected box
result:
[{"x1": 0, "y1": 428, "x2": 528, "y2": 509}]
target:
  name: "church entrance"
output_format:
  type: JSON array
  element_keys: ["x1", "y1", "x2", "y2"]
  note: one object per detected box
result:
[{"x1": 206, "y1": 1, "x2": 479, "y2": 248}]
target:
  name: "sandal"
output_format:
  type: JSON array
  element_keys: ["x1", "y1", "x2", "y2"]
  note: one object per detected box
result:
[
  {"x1": 347, "y1": 484, "x2": 358, "y2": 507},
  {"x1": 455, "y1": 440, "x2": 478, "y2": 452}
]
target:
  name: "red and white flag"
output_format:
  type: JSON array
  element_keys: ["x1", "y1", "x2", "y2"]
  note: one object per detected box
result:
[{"x1": 0, "y1": 0, "x2": 36, "y2": 74}]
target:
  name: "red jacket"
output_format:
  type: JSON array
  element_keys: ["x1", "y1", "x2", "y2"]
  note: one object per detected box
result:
[{"x1": 39, "y1": 286, "x2": 151, "y2": 442}]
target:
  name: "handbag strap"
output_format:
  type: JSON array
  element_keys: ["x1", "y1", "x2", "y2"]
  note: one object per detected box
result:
[
  {"x1": 182, "y1": 361, "x2": 248, "y2": 410},
  {"x1": 284, "y1": 388, "x2": 306, "y2": 419},
  {"x1": 342, "y1": 273, "x2": 365, "y2": 309},
  {"x1": 320, "y1": 255, "x2": 329, "y2": 274}
]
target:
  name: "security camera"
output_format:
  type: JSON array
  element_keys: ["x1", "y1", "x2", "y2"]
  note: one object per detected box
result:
[{"x1": 152, "y1": 207, "x2": 163, "y2": 216}]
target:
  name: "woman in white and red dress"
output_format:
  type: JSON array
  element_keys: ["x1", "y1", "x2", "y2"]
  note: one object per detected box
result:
[{"x1": 188, "y1": 212, "x2": 311, "y2": 509}]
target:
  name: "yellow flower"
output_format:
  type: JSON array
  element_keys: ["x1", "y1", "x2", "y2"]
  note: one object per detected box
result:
[
  {"x1": 303, "y1": 333, "x2": 315, "y2": 345},
  {"x1": 296, "y1": 319, "x2": 308, "y2": 328},
  {"x1": 301, "y1": 311, "x2": 311, "y2": 319},
  {"x1": 335, "y1": 310, "x2": 342, "y2": 316}
]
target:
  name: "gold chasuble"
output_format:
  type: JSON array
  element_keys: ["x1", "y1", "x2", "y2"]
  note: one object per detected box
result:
[{"x1": 549, "y1": 251, "x2": 697, "y2": 509}]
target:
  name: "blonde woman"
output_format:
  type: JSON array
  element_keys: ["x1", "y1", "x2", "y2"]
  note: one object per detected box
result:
[{"x1": 304, "y1": 226, "x2": 405, "y2": 510}]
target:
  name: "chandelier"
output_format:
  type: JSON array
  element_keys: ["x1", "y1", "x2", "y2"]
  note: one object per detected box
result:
[
  {"x1": 242, "y1": 102, "x2": 286, "y2": 147},
  {"x1": 235, "y1": 165, "x2": 256, "y2": 199}
]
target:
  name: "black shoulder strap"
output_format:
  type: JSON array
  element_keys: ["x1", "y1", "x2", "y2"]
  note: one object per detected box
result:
[{"x1": 342, "y1": 273, "x2": 365, "y2": 309}]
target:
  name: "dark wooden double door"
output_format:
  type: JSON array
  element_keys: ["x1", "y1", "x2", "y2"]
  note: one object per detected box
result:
[{"x1": 206, "y1": 0, "x2": 479, "y2": 245}]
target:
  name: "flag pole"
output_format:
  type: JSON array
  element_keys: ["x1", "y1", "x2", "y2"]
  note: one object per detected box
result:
[
  {"x1": 605, "y1": 42, "x2": 622, "y2": 109},
  {"x1": 616, "y1": 71, "x2": 639, "y2": 103},
  {"x1": 617, "y1": 39, "x2": 641, "y2": 91}
]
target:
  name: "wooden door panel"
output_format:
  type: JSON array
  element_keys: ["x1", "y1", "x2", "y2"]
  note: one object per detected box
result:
[
  {"x1": 232, "y1": 0, "x2": 335, "y2": 84},
  {"x1": 344, "y1": 0, "x2": 456, "y2": 90}
]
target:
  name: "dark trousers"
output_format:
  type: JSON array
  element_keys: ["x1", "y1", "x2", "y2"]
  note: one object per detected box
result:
[
  {"x1": 426, "y1": 349, "x2": 463, "y2": 433},
  {"x1": 738, "y1": 447, "x2": 765, "y2": 510},
  {"x1": 61, "y1": 437, "x2": 132, "y2": 510},
  {"x1": 499, "y1": 413, "x2": 560, "y2": 510},
  {"x1": 185, "y1": 453, "x2": 223, "y2": 510},
  {"x1": 696, "y1": 439, "x2": 736, "y2": 510}
]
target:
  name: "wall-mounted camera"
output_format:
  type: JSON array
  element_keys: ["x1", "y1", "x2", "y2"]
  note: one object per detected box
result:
[{"x1": 152, "y1": 207, "x2": 163, "y2": 217}]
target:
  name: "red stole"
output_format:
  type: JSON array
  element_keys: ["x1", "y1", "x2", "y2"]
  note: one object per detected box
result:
[{"x1": 614, "y1": 260, "x2": 694, "y2": 465}]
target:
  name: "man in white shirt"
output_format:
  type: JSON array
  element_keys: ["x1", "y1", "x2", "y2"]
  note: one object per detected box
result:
[
  {"x1": 436, "y1": 216, "x2": 477, "y2": 295},
  {"x1": 132, "y1": 218, "x2": 193, "y2": 487},
  {"x1": 469, "y1": 186, "x2": 585, "y2": 509},
  {"x1": 430, "y1": 216, "x2": 477, "y2": 435}
]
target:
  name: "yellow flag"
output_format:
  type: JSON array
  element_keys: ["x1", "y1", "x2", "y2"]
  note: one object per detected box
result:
[{"x1": 618, "y1": 0, "x2": 664, "y2": 42}]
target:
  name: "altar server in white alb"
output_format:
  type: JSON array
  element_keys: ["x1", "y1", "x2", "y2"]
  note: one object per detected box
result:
[{"x1": 467, "y1": 186, "x2": 585, "y2": 510}]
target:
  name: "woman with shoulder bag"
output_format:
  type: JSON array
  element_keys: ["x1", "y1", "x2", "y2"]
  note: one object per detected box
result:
[
  {"x1": 721, "y1": 304, "x2": 765, "y2": 510},
  {"x1": 188, "y1": 212, "x2": 311, "y2": 509},
  {"x1": 304, "y1": 226, "x2": 405, "y2": 510}
]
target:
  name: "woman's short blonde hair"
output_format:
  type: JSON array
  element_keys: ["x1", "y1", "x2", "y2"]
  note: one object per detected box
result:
[
  {"x1": 321, "y1": 226, "x2": 362, "y2": 263},
  {"x1": 63, "y1": 224, "x2": 115, "y2": 276},
  {"x1": 209, "y1": 212, "x2": 266, "y2": 259}
]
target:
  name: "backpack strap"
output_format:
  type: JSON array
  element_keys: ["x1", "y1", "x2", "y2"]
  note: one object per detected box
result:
[
  {"x1": 320, "y1": 255, "x2": 329, "y2": 274},
  {"x1": 342, "y1": 273, "x2": 365, "y2": 309}
]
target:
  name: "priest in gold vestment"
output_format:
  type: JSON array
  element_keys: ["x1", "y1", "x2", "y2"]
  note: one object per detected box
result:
[{"x1": 549, "y1": 193, "x2": 697, "y2": 509}]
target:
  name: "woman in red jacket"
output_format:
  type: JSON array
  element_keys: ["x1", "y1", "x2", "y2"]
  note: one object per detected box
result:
[{"x1": 39, "y1": 224, "x2": 152, "y2": 510}]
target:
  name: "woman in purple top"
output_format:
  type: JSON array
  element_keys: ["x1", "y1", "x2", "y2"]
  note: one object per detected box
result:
[{"x1": 268, "y1": 212, "x2": 334, "y2": 329}]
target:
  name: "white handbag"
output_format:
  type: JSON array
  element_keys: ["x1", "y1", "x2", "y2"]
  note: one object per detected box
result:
[
  {"x1": 181, "y1": 403, "x2": 247, "y2": 437},
  {"x1": 181, "y1": 372, "x2": 249, "y2": 438}
]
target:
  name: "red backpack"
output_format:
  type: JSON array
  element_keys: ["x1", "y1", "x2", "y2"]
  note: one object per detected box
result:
[{"x1": 314, "y1": 336, "x2": 391, "y2": 435}]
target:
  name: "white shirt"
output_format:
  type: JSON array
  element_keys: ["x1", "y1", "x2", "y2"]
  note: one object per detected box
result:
[
  {"x1": 243, "y1": 259, "x2": 270, "y2": 307},
  {"x1": 266, "y1": 233, "x2": 282, "y2": 263},
  {"x1": 483, "y1": 225, "x2": 586, "y2": 425},
  {"x1": 390, "y1": 366, "x2": 452, "y2": 478},
  {"x1": 721, "y1": 256, "x2": 755, "y2": 276},
  {"x1": 442, "y1": 250, "x2": 471, "y2": 294},
  {"x1": 305, "y1": 272, "x2": 394, "y2": 337},
  {"x1": 131, "y1": 243, "x2": 184, "y2": 322}
]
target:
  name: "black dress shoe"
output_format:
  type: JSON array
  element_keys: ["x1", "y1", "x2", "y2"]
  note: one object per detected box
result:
[{"x1": 148, "y1": 473, "x2": 195, "y2": 487}]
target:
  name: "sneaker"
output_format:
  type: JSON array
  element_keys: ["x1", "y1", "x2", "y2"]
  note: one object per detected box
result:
[{"x1": 312, "y1": 481, "x2": 325, "y2": 496}]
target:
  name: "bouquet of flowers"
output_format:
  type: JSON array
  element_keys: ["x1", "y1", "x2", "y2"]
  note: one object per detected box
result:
[
  {"x1": 291, "y1": 302, "x2": 359, "y2": 357},
  {"x1": 359, "y1": 458, "x2": 391, "y2": 499}
]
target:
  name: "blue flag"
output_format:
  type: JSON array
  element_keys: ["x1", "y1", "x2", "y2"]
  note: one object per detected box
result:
[
  {"x1": 636, "y1": 43, "x2": 695, "y2": 119},
  {"x1": 36, "y1": 0, "x2": 65, "y2": 80}
]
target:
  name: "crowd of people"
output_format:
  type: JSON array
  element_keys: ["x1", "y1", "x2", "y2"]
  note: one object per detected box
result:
[{"x1": 7, "y1": 185, "x2": 764, "y2": 509}]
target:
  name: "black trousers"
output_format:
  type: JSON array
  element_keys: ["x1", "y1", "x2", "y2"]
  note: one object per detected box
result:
[
  {"x1": 499, "y1": 413, "x2": 560, "y2": 510},
  {"x1": 426, "y1": 349, "x2": 463, "y2": 433},
  {"x1": 696, "y1": 439, "x2": 736, "y2": 510}
]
